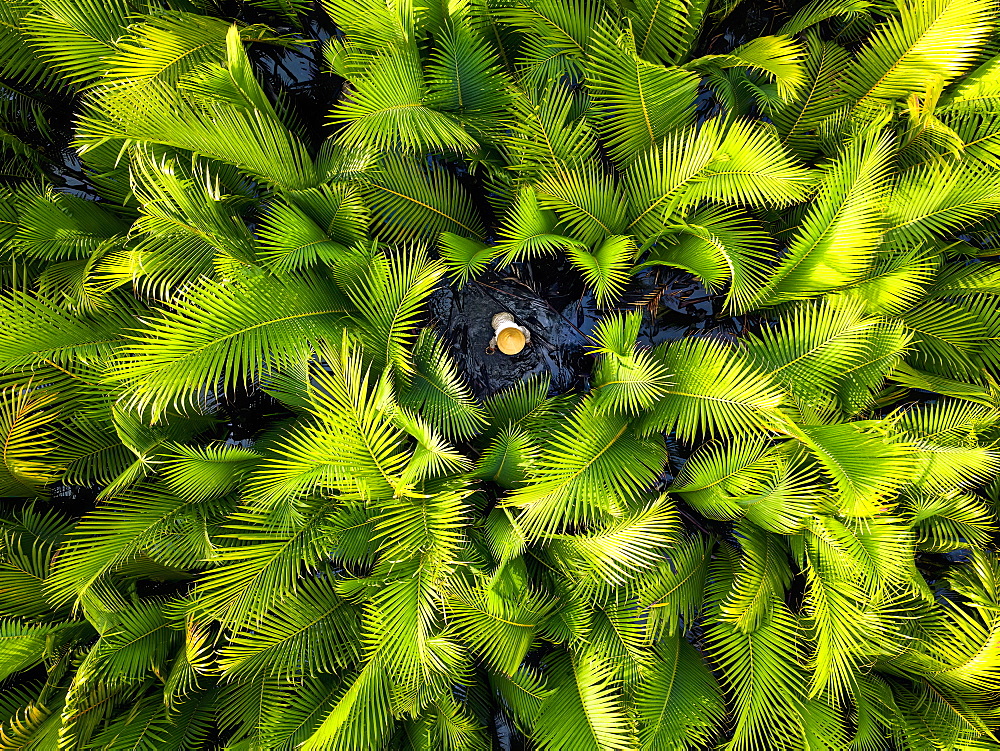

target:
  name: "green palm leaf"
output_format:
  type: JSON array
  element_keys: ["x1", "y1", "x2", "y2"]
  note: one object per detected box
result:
[
  {"x1": 0, "y1": 386, "x2": 64, "y2": 497},
  {"x1": 566, "y1": 234, "x2": 634, "y2": 305},
  {"x1": 687, "y1": 35, "x2": 806, "y2": 100},
  {"x1": 246, "y1": 343, "x2": 410, "y2": 509},
  {"x1": 425, "y1": 21, "x2": 515, "y2": 129},
  {"x1": 717, "y1": 525, "x2": 793, "y2": 632},
  {"x1": 103, "y1": 12, "x2": 261, "y2": 88},
  {"x1": 532, "y1": 650, "x2": 635, "y2": 751},
  {"x1": 10, "y1": 186, "x2": 126, "y2": 261},
  {"x1": 438, "y1": 232, "x2": 495, "y2": 285},
  {"x1": 108, "y1": 271, "x2": 351, "y2": 416},
  {"x1": 445, "y1": 574, "x2": 551, "y2": 675},
  {"x1": 587, "y1": 30, "x2": 700, "y2": 165},
  {"x1": 589, "y1": 311, "x2": 673, "y2": 415},
  {"x1": 786, "y1": 421, "x2": 917, "y2": 516},
  {"x1": 745, "y1": 300, "x2": 906, "y2": 410},
  {"x1": 45, "y1": 485, "x2": 226, "y2": 604},
  {"x1": 194, "y1": 503, "x2": 334, "y2": 627},
  {"x1": 219, "y1": 578, "x2": 361, "y2": 679},
  {"x1": 21, "y1": 0, "x2": 129, "y2": 86},
  {"x1": 0, "y1": 288, "x2": 135, "y2": 370},
  {"x1": 624, "y1": 119, "x2": 812, "y2": 241},
  {"x1": 506, "y1": 398, "x2": 667, "y2": 536},
  {"x1": 752, "y1": 130, "x2": 893, "y2": 306},
  {"x1": 638, "y1": 535, "x2": 714, "y2": 638},
  {"x1": 777, "y1": 0, "x2": 872, "y2": 36},
  {"x1": 771, "y1": 33, "x2": 852, "y2": 161},
  {"x1": 840, "y1": 0, "x2": 995, "y2": 103},
  {"x1": 473, "y1": 425, "x2": 537, "y2": 488},
  {"x1": 905, "y1": 490, "x2": 997, "y2": 551},
  {"x1": 536, "y1": 166, "x2": 630, "y2": 245},
  {"x1": 78, "y1": 27, "x2": 319, "y2": 191},
  {"x1": 363, "y1": 154, "x2": 485, "y2": 242},
  {"x1": 502, "y1": 85, "x2": 597, "y2": 178},
  {"x1": 886, "y1": 162, "x2": 1000, "y2": 244},
  {"x1": 707, "y1": 601, "x2": 830, "y2": 750},
  {"x1": 255, "y1": 675, "x2": 343, "y2": 751},
  {"x1": 397, "y1": 329, "x2": 487, "y2": 441},
  {"x1": 256, "y1": 197, "x2": 350, "y2": 273},
  {"x1": 638, "y1": 337, "x2": 786, "y2": 441},
  {"x1": 301, "y1": 660, "x2": 394, "y2": 751},
  {"x1": 337, "y1": 247, "x2": 445, "y2": 373},
  {"x1": 638, "y1": 637, "x2": 725, "y2": 749},
  {"x1": 0, "y1": 506, "x2": 74, "y2": 619},
  {"x1": 158, "y1": 442, "x2": 260, "y2": 502},
  {"x1": 332, "y1": 46, "x2": 479, "y2": 154},
  {"x1": 639, "y1": 206, "x2": 774, "y2": 311},
  {"x1": 547, "y1": 497, "x2": 679, "y2": 595},
  {"x1": 628, "y1": 0, "x2": 702, "y2": 64},
  {"x1": 492, "y1": 187, "x2": 585, "y2": 267}
]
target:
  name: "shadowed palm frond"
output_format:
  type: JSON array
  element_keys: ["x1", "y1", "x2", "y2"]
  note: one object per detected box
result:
[{"x1": 587, "y1": 30, "x2": 700, "y2": 166}]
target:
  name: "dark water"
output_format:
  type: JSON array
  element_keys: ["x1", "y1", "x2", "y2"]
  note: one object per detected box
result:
[{"x1": 427, "y1": 259, "x2": 716, "y2": 399}]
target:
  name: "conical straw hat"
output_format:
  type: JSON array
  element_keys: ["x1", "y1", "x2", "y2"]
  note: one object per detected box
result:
[{"x1": 497, "y1": 326, "x2": 526, "y2": 354}]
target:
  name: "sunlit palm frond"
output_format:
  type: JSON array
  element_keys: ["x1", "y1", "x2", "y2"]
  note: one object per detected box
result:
[
  {"x1": 246, "y1": 342, "x2": 410, "y2": 510},
  {"x1": 771, "y1": 32, "x2": 852, "y2": 162},
  {"x1": 886, "y1": 162, "x2": 1000, "y2": 245},
  {"x1": 78, "y1": 27, "x2": 319, "y2": 191},
  {"x1": 21, "y1": 0, "x2": 129, "y2": 86},
  {"x1": 108, "y1": 271, "x2": 351, "y2": 416},
  {"x1": 256, "y1": 197, "x2": 349, "y2": 273},
  {"x1": 635, "y1": 633, "x2": 725, "y2": 750},
  {"x1": 507, "y1": 398, "x2": 667, "y2": 536},
  {"x1": 566, "y1": 235, "x2": 634, "y2": 306},
  {"x1": 46, "y1": 485, "x2": 223, "y2": 605},
  {"x1": 438, "y1": 232, "x2": 495, "y2": 285},
  {"x1": 426, "y1": 21, "x2": 515, "y2": 133},
  {"x1": 158, "y1": 442, "x2": 261, "y2": 502},
  {"x1": 785, "y1": 421, "x2": 917, "y2": 516},
  {"x1": 535, "y1": 165, "x2": 630, "y2": 245},
  {"x1": 337, "y1": 247, "x2": 445, "y2": 373},
  {"x1": 638, "y1": 337, "x2": 787, "y2": 442},
  {"x1": 777, "y1": 0, "x2": 871, "y2": 36},
  {"x1": 705, "y1": 603, "x2": 812, "y2": 751},
  {"x1": 219, "y1": 578, "x2": 362, "y2": 679},
  {"x1": 589, "y1": 311, "x2": 672, "y2": 414},
  {"x1": 492, "y1": 186, "x2": 585, "y2": 267},
  {"x1": 745, "y1": 300, "x2": 903, "y2": 411},
  {"x1": 841, "y1": 0, "x2": 995, "y2": 104},
  {"x1": 752, "y1": 130, "x2": 893, "y2": 306},
  {"x1": 8, "y1": 186, "x2": 126, "y2": 262},
  {"x1": 532, "y1": 650, "x2": 635, "y2": 751},
  {"x1": 547, "y1": 496, "x2": 679, "y2": 596},
  {"x1": 627, "y1": 0, "x2": 703, "y2": 64},
  {"x1": 332, "y1": 45, "x2": 479, "y2": 154},
  {"x1": 717, "y1": 523, "x2": 793, "y2": 633},
  {"x1": 501, "y1": 85, "x2": 598, "y2": 179},
  {"x1": 639, "y1": 206, "x2": 774, "y2": 312},
  {"x1": 0, "y1": 386, "x2": 64, "y2": 497},
  {"x1": 396, "y1": 329, "x2": 487, "y2": 441}
]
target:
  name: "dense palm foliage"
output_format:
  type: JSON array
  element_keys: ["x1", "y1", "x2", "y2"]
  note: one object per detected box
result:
[{"x1": 2, "y1": 0, "x2": 1000, "y2": 747}]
